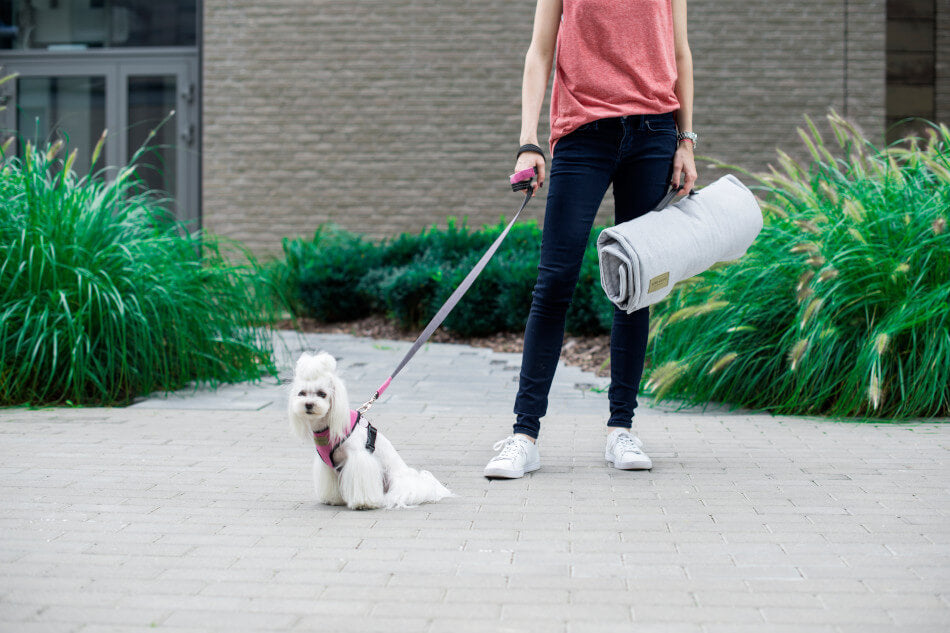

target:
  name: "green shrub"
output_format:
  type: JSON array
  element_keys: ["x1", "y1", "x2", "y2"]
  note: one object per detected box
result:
[
  {"x1": 440, "y1": 252, "x2": 519, "y2": 337},
  {"x1": 439, "y1": 221, "x2": 543, "y2": 337},
  {"x1": 271, "y1": 213, "x2": 619, "y2": 337},
  {"x1": 291, "y1": 226, "x2": 382, "y2": 323},
  {"x1": 375, "y1": 256, "x2": 445, "y2": 330},
  {"x1": 0, "y1": 134, "x2": 276, "y2": 406},
  {"x1": 565, "y1": 230, "x2": 615, "y2": 335},
  {"x1": 496, "y1": 252, "x2": 540, "y2": 332},
  {"x1": 645, "y1": 111, "x2": 950, "y2": 418}
]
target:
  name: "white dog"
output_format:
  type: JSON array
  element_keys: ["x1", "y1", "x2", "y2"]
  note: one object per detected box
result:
[{"x1": 288, "y1": 352, "x2": 452, "y2": 510}]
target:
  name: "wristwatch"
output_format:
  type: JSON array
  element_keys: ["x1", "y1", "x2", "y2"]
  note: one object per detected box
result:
[{"x1": 676, "y1": 131, "x2": 698, "y2": 148}]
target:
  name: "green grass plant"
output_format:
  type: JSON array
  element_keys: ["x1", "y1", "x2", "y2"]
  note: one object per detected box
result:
[
  {"x1": 1, "y1": 129, "x2": 276, "y2": 406},
  {"x1": 645, "y1": 111, "x2": 950, "y2": 418}
]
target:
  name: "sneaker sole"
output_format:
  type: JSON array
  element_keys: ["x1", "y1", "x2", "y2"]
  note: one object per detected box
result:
[
  {"x1": 606, "y1": 458, "x2": 652, "y2": 470},
  {"x1": 484, "y1": 461, "x2": 541, "y2": 479}
]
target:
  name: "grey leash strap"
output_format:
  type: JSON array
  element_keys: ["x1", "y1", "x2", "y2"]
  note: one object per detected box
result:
[
  {"x1": 358, "y1": 188, "x2": 535, "y2": 413},
  {"x1": 391, "y1": 190, "x2": 534, "y2": 380}
]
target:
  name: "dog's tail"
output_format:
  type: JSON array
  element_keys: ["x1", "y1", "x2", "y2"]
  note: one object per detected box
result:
[{"x1": 384, "y1": 468, "x2": 453, "y2": 509}]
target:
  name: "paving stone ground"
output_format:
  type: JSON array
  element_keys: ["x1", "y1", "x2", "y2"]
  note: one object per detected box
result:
[{"x1": 1, "y1": 331, "x2": 949, "y2": 633}]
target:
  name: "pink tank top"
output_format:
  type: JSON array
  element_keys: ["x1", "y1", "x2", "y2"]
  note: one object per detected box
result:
[{"x1": 550, "y1": 0, "x2": 680, "y2": 151}]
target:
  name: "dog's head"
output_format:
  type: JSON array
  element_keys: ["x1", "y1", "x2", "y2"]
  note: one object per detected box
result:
[{"x1": 288, "y1": 352, "x2": 350, "y2": 442}]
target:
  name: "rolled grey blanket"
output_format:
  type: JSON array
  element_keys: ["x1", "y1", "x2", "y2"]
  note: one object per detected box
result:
[{"x1": 597, "y1": 174, "x2": 763, "y2": 313}]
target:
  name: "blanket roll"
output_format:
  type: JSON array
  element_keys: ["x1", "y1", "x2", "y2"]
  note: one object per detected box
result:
[{"x1": 597, "y1": 174, "x2": 763, "y2": 313}]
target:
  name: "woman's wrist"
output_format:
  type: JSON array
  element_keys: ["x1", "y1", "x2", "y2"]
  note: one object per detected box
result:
[
  {"x1": 517, "y1": 143, "x2": 546, "y2": 160},
  {"x1": 676, "y1": 131, "x2": 698, "y2": 148}
]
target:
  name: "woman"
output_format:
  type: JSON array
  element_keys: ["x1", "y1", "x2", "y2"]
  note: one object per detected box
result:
[{"x1": 484, "y1": 0, "x2": 698, "y2": 478}]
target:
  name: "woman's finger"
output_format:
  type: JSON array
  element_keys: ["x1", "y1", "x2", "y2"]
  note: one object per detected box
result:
[{"x1": 671, "y1": 160, "x2": 683, "y2": 189}]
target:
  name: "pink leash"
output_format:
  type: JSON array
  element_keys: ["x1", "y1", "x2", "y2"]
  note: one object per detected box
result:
[{"x1": 356, "y1": 168, "x2": 538, "y2": 415}]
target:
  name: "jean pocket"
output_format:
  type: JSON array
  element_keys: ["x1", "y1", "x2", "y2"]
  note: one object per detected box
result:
[{"x1": 644, "y1": 116, "x2": 676, "y2": 134}]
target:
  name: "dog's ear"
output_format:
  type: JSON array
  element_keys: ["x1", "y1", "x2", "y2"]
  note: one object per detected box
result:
[{"x1": 327, "y1": 374, "x2": 351, "y2": 440}]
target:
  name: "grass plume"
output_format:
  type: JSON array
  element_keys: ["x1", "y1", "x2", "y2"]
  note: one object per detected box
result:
[
  {"x1": 646, "y1": 111, "x2": 950, "y2": 418},
  {"x1": 1, "y1": 128, "x2": 276, "y2": 406}
]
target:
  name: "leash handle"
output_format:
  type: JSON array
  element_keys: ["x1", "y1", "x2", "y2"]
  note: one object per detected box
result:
[{"x1": 510, "y1": 167, "x2": 537, "y2": 192}]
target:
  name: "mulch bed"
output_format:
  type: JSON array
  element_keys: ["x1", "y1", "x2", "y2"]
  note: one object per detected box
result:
[{"x1": 276, "y1": 315, "x2": 612, "y2": 377}]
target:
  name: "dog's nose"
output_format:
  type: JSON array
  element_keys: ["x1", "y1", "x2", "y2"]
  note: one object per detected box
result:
[{"x1": 304, "y1": 402, "x2": 314, "y2": 412}]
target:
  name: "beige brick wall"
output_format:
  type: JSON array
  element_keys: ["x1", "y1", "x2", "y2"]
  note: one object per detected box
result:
[{"x1": 203, "y1": 0, "x2": 887, "y2": 257}]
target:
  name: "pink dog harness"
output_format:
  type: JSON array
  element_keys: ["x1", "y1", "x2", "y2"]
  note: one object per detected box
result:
[{"x1": 312, "y1": 410, "x2": 377, "y2": 470}]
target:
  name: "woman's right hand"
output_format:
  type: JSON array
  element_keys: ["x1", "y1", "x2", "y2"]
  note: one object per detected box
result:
[{"x1": 514, "y1": 150, "x2": 546, "y2": 196}]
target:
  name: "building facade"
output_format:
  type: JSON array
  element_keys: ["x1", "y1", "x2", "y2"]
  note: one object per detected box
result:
[{"x1": 3, "y1": 1, "x2": 949, "y2": 256}]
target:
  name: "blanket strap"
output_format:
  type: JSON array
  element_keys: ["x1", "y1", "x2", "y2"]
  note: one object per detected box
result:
[{"x1": 651, "y1": 184, "x2": 686, "y2": 212}]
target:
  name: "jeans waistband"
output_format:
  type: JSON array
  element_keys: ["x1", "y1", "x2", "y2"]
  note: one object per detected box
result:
[{"x1": 581, "y1": 111, "x2": 675, "y2": 132}]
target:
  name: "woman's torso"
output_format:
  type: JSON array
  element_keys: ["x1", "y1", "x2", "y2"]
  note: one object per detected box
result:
[{"x1": 550, "y1": 0, "x2": 680, "y2": 150}]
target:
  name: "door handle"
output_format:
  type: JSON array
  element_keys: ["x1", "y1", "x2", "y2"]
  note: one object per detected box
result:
[
  {"x1": 180, "y1": 123, "x2": 195, "y2": 146},
  {"x1": 180, "y1": 83, "x2": 195, "y2": 105}
]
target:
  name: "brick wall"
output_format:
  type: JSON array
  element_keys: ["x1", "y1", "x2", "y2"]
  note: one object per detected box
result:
[{"x1": 203, "y1": 0, "x2": 887, "y2": 256}]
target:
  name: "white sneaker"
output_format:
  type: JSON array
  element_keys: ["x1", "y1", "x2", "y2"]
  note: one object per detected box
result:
[
  {"x1": 484, "y1": 436, "x2": 540, "y2": 479},
  {"x1": 605, "y1": 429, "x2": 652, "y2": 470}
]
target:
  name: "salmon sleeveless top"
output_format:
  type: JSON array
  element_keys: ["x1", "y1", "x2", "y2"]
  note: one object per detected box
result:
[{"x1": 549, "y1": 0, "x2": 680, "y2": 151}]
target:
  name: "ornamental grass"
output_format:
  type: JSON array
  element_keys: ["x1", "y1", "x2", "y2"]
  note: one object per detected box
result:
[
  {"x1": 0, "y1": 124, "x2": 276, "y2": 406},
  {"x1": 646, "y1": 111, "x2": 950, "y2": 418}
]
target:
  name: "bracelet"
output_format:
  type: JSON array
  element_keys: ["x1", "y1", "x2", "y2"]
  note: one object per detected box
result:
[
  {"x1": 517, "y1": 143, "x2": 545, "y2": 161},
  {"x1": 676, "y1": 131, "x2": 698, "y2": 148}
]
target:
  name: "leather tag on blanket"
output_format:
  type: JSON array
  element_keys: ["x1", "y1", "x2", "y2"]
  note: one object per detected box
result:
[{"x1": 648, "y1": 272, "x2": 670, "y2": 293}]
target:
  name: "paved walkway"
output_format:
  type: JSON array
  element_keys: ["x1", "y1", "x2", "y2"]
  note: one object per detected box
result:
[{"x1": 1, "y1": 331, "x2": 949, "y2": 632}]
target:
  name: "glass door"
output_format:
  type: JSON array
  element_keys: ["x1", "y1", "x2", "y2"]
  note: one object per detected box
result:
[
  {"x1": 11, "y1": 73, "x2": 107, "y2": 175},
  {"x1": 0, "y1": 54, "x2": 199, "y2": 225},
  {"x1": 0, "y1": 0, "x2": 200, "y2": 225},
  {"x1": 119, "y1": 59, "x2": 198, "y2": 225}
]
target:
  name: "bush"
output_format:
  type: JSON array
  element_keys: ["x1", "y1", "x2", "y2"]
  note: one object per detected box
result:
[
  {"x1": 565, "y1": 230, "x2": 616, "y2": 336},
  {"x1": 375, "y1": 256, "x2": 445, "y2": 330},
  {"x1": 440, "y1": 252, "x2": 524, "y2": 337},
  {"x1": 271, "y1": 213, "x2": 620, "y2": 338},
  {"x1": 290, "y1": 226, "x2": 382, "y2": 322},
  {"x1": 0, "y1": 134, "x2": 276, "y2": 406},
  {"x1": 645, "y1": 111, "x2": 950, "y2": 418}
]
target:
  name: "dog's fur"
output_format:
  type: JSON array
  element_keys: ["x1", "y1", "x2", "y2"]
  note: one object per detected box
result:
[{"x1": 288, "y1": 352, "x2": 452, "y2": 510}]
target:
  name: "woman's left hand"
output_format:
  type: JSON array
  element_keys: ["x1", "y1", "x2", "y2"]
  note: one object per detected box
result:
[{"x1": 671, "y1": 142, "x2": 698, "y2": 195}]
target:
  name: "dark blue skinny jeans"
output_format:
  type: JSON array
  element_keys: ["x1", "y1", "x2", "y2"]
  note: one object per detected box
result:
[{"x1": 513, "y1": 112, "x2": 678, "y2": 439}]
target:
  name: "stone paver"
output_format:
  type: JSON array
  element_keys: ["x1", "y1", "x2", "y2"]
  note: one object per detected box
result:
[{"x1": 1, "y1": 330, "x2": 949, "y2": 632}]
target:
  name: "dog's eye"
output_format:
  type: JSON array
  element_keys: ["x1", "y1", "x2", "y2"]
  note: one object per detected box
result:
[
  {"x1": 297, "y1": 391, "x2": 307, "y2": 397},
  {"x1": 316, "y1": 390, "x2": 327, "y2": 398}
]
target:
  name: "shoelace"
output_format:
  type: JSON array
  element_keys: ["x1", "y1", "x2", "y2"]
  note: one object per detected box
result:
[
  {"x1": 613, "y1": 432, "x2": 643, "y2": 455},
  {"x1": 491, "y1": 436, "x2": 525, "y2": 462}
]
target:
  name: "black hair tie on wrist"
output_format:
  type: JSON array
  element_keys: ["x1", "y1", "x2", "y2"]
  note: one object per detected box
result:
[{"x1": 517, "y1": 143, "x2": 546, "y2": 161}]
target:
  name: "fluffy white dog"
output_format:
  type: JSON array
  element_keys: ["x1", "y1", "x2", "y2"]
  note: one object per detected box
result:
[{"x1": 288, "y1": 351, "x2": 452, "y2": 510}]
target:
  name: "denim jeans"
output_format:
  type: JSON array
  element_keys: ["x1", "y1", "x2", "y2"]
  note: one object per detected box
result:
[{"x1": 513, "y1": 112, "x2": 678, "y2": 439}]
